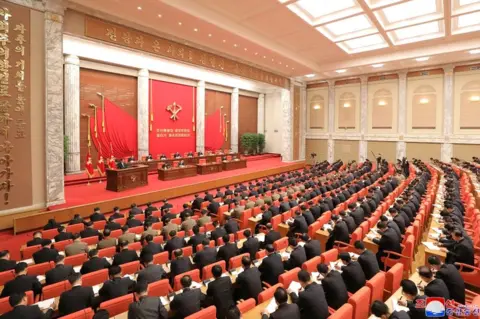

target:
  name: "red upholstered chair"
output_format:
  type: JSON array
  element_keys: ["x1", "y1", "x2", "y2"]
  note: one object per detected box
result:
[
  {"x1": 81, "y1": 236, "x2": 98, "y2": 246},
  {"x1": 152, "y1": 235, "x2": 164, "y2": 244},
  {"x1": 129, "y1": 226, "x2": 144, "y2": 235},
  {"x1": 66, "y1": 223, "x2": 84, "y2": 234},
  {"x1": 320, "y1": 249, "x2": 338, "y2": 264},
  {"x1": 173, "y1": 269, "x2": 201, "y2": 291},
  {"x1": 366, "y1": 272, "x2": 386, "y2": 305},
  {"x1": 237, "y1": 298, "x2": 256, "y2": 313},
  {"x1": 302, "y1": 256, "x2": 322, "y2": 273},
  {"x1": 27, "y1": 262, "x2": 53, "y2": 276},
  {"x1": 98, "y1": 247, "x2": 116, "y2": 258},
  {"x1": 153, "y1": 251, "x2": 169, "y2": 265},
  {"x1": 128, "y1": 242, "x2": 142, "y2": 252},
  {"x1": 308, "y1": 221, "x2": 322, "y2": 239},
  {"x1": 281, "y1": 211, "x2": 292, "y2": 223},
  {"x1": 278, "y1": 268, "x2": 301, "y2": 289},
  {"x1": 82, "y1": 269, "x2": 109, "y2": 287},
  {"x1": 0, "y1": 270, "x2": 15, "y2": 286},
  {"x1": 359, "y1": 222, "x2": 369, "y2": 237},
  {"x1": 152, "y1": 222, "x2": 163, "y2": 231},
  {"x1": 384, "y1": 263, "x2": 404, "y2": 300},
  {"x1": 21, "y1": 244, "x2": 41, "y2": 259},
  {"x1": 92, "y1": 221, "x2": 106, "y2": 231},
  {"x1": 271, "y1": 215, "x2": 282, "y2": 230},
  {"x1": 0, "y1": 290, "x2": 33, "y2": 314},
  {"x1": 383, "y1": 235, "x2": 414, "y2": 275},
  {"x1": 99, "y1": 294, "x2": 133, "y2": 317},
  {"x1": 273, "y1": 237, "x2": 288, "y2": 251},
  {"x1": 329, "y1": 303, "x2": 354, "y2": 319},
  {"x1": 54, "y1": 239, "x2": 73, "y2": 252},
  {"x1": 57, "y1": 308, "x2": 94, "y2": 319},
  {"x1": 110, "y1": 229, "x2": 122, "y2": 238},
  {"x1": 317, "y1": 212, "x2": 331, "y2": 228},
  {"x1": 185, "y1": 306, "x2": 216, "y2": 319},
  {"x1": 229, "y1": 253, "x2": 250, "y2": 270},
  {"x1": 255, "y1": 250, "x2": 267, "y2": 260},
  {"x1": 42, "y1": 228, "x2": 58, "y2": 240},
  {"x1": 64, "y1": 253, "x2": 87, "y2": 267},
  {"x1": 120, "y1": 261, "x2": 140, "y2": 275},
  {"x1": 42, "y1": 281, "x2": 71, "y2": 300},
  {"x1": 257, "y1": 283, "x2": 283, "y2": 304},
  {"x1": 196, "y1": 240, "x2": 215, "y2": 253},
  {"x1": 348, "y1": 286, "x2": 371, "y2": 319},
  {"x1": 202, "y1": 260, "x2": 226, "y2": 280},
  {"x1": 172, "y1": 246, "x2": 193, "y2": 260},
  {"x1": 147, "y1": 279, "x2": 173, "y2": 297},
  {"x1": 172, "y1": 218, "x2": 182, "y2": 226}
]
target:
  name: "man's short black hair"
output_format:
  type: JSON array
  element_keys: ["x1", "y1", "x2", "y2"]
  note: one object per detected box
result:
[
  {"x1": 145, "y1": 234, "x2": 153, "y2": 243},
  {"x1": 354, "y1": 240, "x2": 365, "y2": 250},
  {"x1": 202, "y1": 239, "x2": 210, "y2": 246},
  {"x1": 174, "y1": 249, "x2": 183, "y2": 258},
  {"x1": 243, "y1": 229, "x2": 251, "y2": 237},
  {"x1": 68, "y1": 272, "x2": 82, "y2": 285},
  {"x1": 297, "y1": 270, "x2": 310, "y2": 283},
  {"x1": 401, "y1": 279, "x2": 418, "y2": 296},
  {"x1": 14, "y1": 262, "x2": 27, "y2": 274},
  {"x1": 222, "y1": 234, "x2": 230, "y2": 243},
  {"x1": 273, "y1": 287, "x2": 288, "y2": 304},
  {"x1": 169, "y1": 230, "x2": 177, "y2": 237},
  {"x1": 377, "y1": 221, "x2": 387, "y2": 230},
  {"x1": 103, "y1": 228, "x2": 111, "y2": 237},
  {"x1": 241, "y1": 256, "x2": 251, "y2": 267},
  {"x1": 266, "y1": 244, "x2": 274, "y2": 253},
  {"x1": 121, "y1": 225, "x2": 129, "y2": 233},
  {"x1": 141, "y1": 252, "x2": 154, "y2": 264},
  {"x1": 427, "y1": 255, "x2": 441, "y2": 266},
  {"x1": 225, "y1": 306, "x2": 241, "y2": 319},
  {"x1": 288, "y1": 237, "x2": 297, "y2": 247},
  {"x1": 0, "y1": 250, "x2": 8, "y2": 258},
  {"x1": 371, "y1": 300, "x2": 389, "y2": 317},
  {"x1": 181, "y1": 275, "x2": 192, "y2": 288},
  {"x1": 418, "y1": 266, "x2": 433, "y2": 279},
  {"x1": 9, "y1": 292, "x2": 25, "y2": 307},
  {"x1": 212, "y1": 265, "x2": 223, "y2": 278},
  {"x1": 134, "y1": 281, "x2": 148, "y2": 295},
  {"x1": 55, "y1": 254, "x2": 65, "y2": 264},
  {"x1": 89, "y1": 249, "x2": 98, "y2": 258},
  {"x1": 317, "y1": 263, "x2": 328, "y2": 274},
  {"x1": 339, "y1": 252, "x2": 351, "y2": 263}
]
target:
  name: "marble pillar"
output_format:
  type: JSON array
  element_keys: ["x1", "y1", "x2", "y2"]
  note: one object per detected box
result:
[
  {"x1": 441, "y1": 143, "x2": 453, "y2": 163},
  {"x1": 196, "y1": 80, "x2": 205, "y2": 153},
  {"x1": 64, "y1": 55, "x2": 80, "y2": 174},
  {"x1": 281, "y1": 88, "x2": 293, "y2": 162},
  {"x1": 300, "y1": 86, "x2": 307, "y2": 161},
  {"x1": 327, "y1": 80, "x2": 335, "y2": 163},
  {"x1": 396, "y1": 141, "x2": 406, "y2": 160},
  {"x1": 442, "y1": 66, "x2": 454, "y2": 163},
  {"x1": 257, "y1": 94, "x2": 265, "y2": 134},
  {"x1": 328, "y1": 139, "x2": 335, "y2": 163},
  {"x1": 359, "y1": 140, "x2": 368, "y2": 162},
  {"x1": 45, "y1": 2, "x2": 65, "y2": 206},
  {"x1": 397, "y1": 72, "x2": 407, "y2": 160},
  {"x1": 359, "y1": 76, "x2": 368, "y2": 162},
  {"x1": 230, "y1": 88, "x2": 239, "y2": 152},
  {"x1": 137, "y1": 69, "x2": 149, "y2": 159}
]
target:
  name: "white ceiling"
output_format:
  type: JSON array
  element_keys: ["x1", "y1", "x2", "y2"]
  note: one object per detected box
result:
[{"x1": 67, "y1": 0, "x2": 480, "y2": 81}]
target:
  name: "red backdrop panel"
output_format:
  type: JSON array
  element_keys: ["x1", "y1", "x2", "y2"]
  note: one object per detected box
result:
[{"x1": 149, "y1": 80, "x2": 196, "y2": 156}]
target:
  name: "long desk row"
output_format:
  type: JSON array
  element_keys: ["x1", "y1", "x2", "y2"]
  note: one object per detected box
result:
[
  {"x1": 157, "y1": 160, "x2": 248, "y2": 181},
  {"x1": 137, "y1": 153, "x2": 241, "y2": 172}
]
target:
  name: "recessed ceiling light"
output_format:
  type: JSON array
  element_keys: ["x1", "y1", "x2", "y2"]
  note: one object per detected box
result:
[
  {"x1": 470, "y1": 95, "x2": 480, "y2": 101},
  {"x1": 137, "y1": 6, "x2": 142, "y2": 10},
  {"x1": 244, "y1": 48, "x2": 247, "y2": 51},
  {"x1": 469, "y1": 49, "x2": 480, "y2": 54},
  {"x1": 234, "y1": 44, "x2": 238, "y2": 47},
  {"x1": 208, "y1": 34, "x2": 212, "y2": 37},
  {"x1": 313, "y1": 105, "x2": 321, "y2": 110},
  {"x1": 286, "y1": 65, "x2": 289, "y2": 67},
  {"x1": 415, "y1": 56, "x2": 430, "y2": 61},
  {"x1": 420, "y1": 98, "x2": 429, "y2": 104},
  {"x1": 263, "y1": 55, "x2": 266, "y2": 58},
  {"x1": 158, "y1": 14, "x2": 162, "y2": 18},
  {"x1": 194, "y1": 28, "x2": 198, "y2": 32},
  {"x1": 279, "y1": 62, "x2": 282, "y2": 64},
  {"x1": 305, "y1": 74, "x2": 316, "y2": 78},
  {"x1": 378, "y1": 100, "x2": 387, "y2": 106},
  {"x1": 372, "y1": 63, "x2": 384, "y2": 68},
  {"x1": 223, "y1": 40, "x2": 226, "y2": 43},
  {"x1": 336, "y1": 69, "x2": 347, "y2": 73},
  {"x1": 254, "y1": 52, "x2": 258, "y2": 55},
  {"x1": 178, "y1": 22, "x2": 182, "y2": 26},
  {"x1": 271, "y1": 58, "x2": 274, "y2": 62},
  {"x1": 343, "y1": 102, "x2": 351, "y2": 108}
]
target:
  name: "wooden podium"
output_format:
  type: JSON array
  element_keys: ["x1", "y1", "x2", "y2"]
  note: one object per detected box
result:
[
  {"x1": 158, "y1": 165, "x2": 197, "y2": 181},
  {"x1": 106, "y1": 165, "x2": 149, "y2": 192}
]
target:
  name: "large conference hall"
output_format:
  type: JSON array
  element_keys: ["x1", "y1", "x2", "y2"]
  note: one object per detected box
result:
[{"x1": 0, "y1": 0, "x2": 480, "y2": 318}]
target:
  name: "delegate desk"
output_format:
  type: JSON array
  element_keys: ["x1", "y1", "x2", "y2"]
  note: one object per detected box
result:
[
  {"x1": 222, "y1": 159, "x2": 247, "y2": 171},
  {"x1": 158, "y1": 165, "x2": 197, "y2": 181},
  {"x1": 197, "y1": 162, "x2": 223, "y2": 175},
  {"x1": 315, "y1": 229, "x2": 330, "y2": 253},
  {"x1": 137, "y1": 153, "x2": 240, "y2": 172},
  {"x1": 106, "y1": 165, "x2": 148, "y2": 192},
  {"x1": 423, "y1": 217, "x2": 447, "y2": 264}
]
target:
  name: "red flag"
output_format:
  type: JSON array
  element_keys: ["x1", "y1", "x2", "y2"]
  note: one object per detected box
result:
[
  {"x1": 85, "y1": 151, "x2": 95, "y2": 178},
  {"x1": 97, "y1": 154, "x2": 106, "y2": 176}
]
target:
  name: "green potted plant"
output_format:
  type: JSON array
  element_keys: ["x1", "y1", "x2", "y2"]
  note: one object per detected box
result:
[
  {"x1": 241, "y1": 133, "x2": 251, "y2": 155},
  {"x1": 257, "y1": 133, "x2": 265, "y2": 154},
  {"x1": 250, "y1": 133, "x2": 259, "y2": 155}
]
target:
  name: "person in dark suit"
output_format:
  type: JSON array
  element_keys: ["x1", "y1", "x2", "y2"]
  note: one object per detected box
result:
[
  {"x1": 189, "y1": 226, "x2": 207, "y2": 254},
  {"x1": 0, "y1": 250, "x2": 16, "y2": 272},
  {"x1": 80, "y1": 249, "x2": 110, "y2": 275},
  {"x1": 316, "y1": 264, "x2": 349, "y2": 310},
  {"x1": 418, "y1": 266, "x2": 450, "y2": 300},
  {"x1": 89, "y1": 207, "x2": 106, "y2": 222},
  {"x1": 348, "y1": 203, "x2": 364, "y2": 227},
  {"x1": 278, "y1": 198, "x2": 290, "y2": 214},
  {"x1": 234, "y1": 256, "x2": 263, "y2": 302},
  {"x1": 160, "y1": 199, "x2": 173, "y2": 212},
  {"x1": 27, "y1": 231, "x2": 52, "y2": 247},
  {"x1": 141, "y1": 235, "x2": 163, "y2": 257},
  {"x1": 224, "y1": 215, "x2": 240, "y2": 234},
  {"x1": 389, "y1": 208, "x2": 406, "y2": 235},
  {"x1": 164, "y1": 230, "x2": 186, "y2": 259},
  {"x1": 259, "y1": 244, "x2": 284, "y2": 286},
  {"x1": 283, "y1": 237, "x2": 307, "y2": 271},
  {"x1": 104, "y1": 216, "x2": 122, "y2": 231},
  {"x1": 170, "y1": 249, "x2": 193, "y2": 286},
  {"x1": 137, "y1": 253, "x2": 166, "y2": 285},
  {"x1": 207, "y1": 199, "x2": 220, "y2": 216},
  {"x1": 45, "y1": 255, "x2": 75, "y2": 285},
  {"x1": 32, "y1": 241, "x2": 59, "y2": 265},
  {"x1": 443, "y1": 229, "x2": 474, "y2": 269},
  {"x1": 210, "y1": 221, "x2": 227, "y2": 242},
  {"x1": 398, "y1": 279, "x2": 427, "y2": 319},
  {"x1": 58, "y1": 272, "x2": 94, "y2": 316},
  {"x1": 191, "y1": 194, "x2": 204, "y2": 211},
  {"x1": 110, "y1": 206, "x2": 125, "y2": 220},
  {"x1": 128, "y1": 281, "x2": 168, "y2": 319},
  {"x1": 240, "y1": 229, "x2": 260, "y2": 260},
  {"x1": 43, "y1": 218, "x2": 62, "y2": 231},
  {"x1": 339, "y1": 211, "x2": 356, "y2": 234},
  {"x1": 96, "y1": 265, "x2": 135, "y2": 307},
  {"x1": 179, "y1": 204, "x2": 193, "y2": 222},
  {"x1": 301, "y1": 234, "x2": 321, "y2": 260},
  {"x1": 117, "y1": 158, "x2": 127, "y2": 169},
  {"x1": 54, "y1": 226, "x2": 74, "y2": 243},
  {"x1": 261, "y1": 287, "x2": 300, "y2": 319},
  {"x1": 80, "y1": 221, "x2": 100, "y2": 238},
  {"x1": 325, "y1": 215, "x2": 350, "y2": 250},
  {"x1": 287, "y1": 211, "x2": 308, "y2": 237},
  {"x1": 112, "y1": 240, "x2": 139, "y2": 266},
  {"x1": 68, "y1": 214, "x2": 84, "y2": 226},
  {"x1": 1, "y1": 292, "x2": 54, "y2": 319},
  {"x1": 127, "y1": 213, "x2": 143, "y2": 228},
  {"x1": 217, "y1": 234, "x2": 238, "y2": 265},
  {"x1": 0, "y1": 262, "x2": 42, "y2": 298},
  {"x1": 206, "y1": 265, "x2": 234, "y2": 319},
  {"x1": 129, "y1": 203, "x2": 143, "y2": 216},
  {"x1": 264, "y1": 224, "x2": 281, "y2": 247},
  {"x1": 300, "y1": 206, "x2": 314, "y2": 226},
  {"x1": 353, "y1": 241, "x2": 380, "y2": 280},
  {"x1": 290, "y1": 270, "x2": 329, "y2": 319},
  {"x1": 372, "y1": 221, "x2": 401, "y2": 270},
  {"x1": 338, "y1": 252, "x2": 366, "y2": 293},
  {"x1": 371, "y1": 300, "x2": 410, "y2": 319},
  {"x1": 193, "y1": 239, "x2": 217, "y2": 271},
  {"x1": 170, "y1": 275, "x2": 207, "y2": 319},
  {"x1": 380, "y1": 215, "x2": 402, "y2": 240},
  {"x1": 428, "y1": 256, "x2": 465, "y2": 304}
]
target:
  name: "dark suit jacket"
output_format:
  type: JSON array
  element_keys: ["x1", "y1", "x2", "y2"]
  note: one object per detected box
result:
[
  {"x1": 357, "y1": 249, "x2": 380, "y2": 280},
  {"x1": 58, "y1": 286, "x2": 94, "y2": 316},
  {"x1": 112, "y1": 249, "x2": 139, "y2": 266},
  {"x1": 104, "y1": 221, "x2": 122, "y2": 231},
  {"x1": 45, "y1": 264, "x2": 75, "y2": 285},
  {"x1": 128, "y1": 296, "x2": 168, "y2": 319},
  {"x1": 224, "y1": 220, "x2": 239, "y2": 234},
  {"x1": 393, "y1": 215, "x2": 406, "y2": 234},
  {"x1": 264, "y1": 230, "x2": 281, "y2": 247},
  {"x1": 207, "y1": 202, "x2": 220, "y2": 215},
  {"x1": 291, "y1": 282, "x2": 329, "y2": 319},
  {"x1": 284, "y1": 246, "x2": 307, "y2": 271},
  {"x1": 424, "y1": 278, "x2": 450, "y2": 300},
  {"x1": 267, "y1": 303, "x2": 301, "y2": 319},
  {"x1": 89, "y1": 212, "x2": 106, "y2": 222},
  {"x1": 127, "y1": 218, "x2": 143, "y2": 228},
  {"x1": 373, "y1": 228, "x2": 401, "y2": 259},
  {"x1": 302, "y1": 211, "x2": 315, "y2": 226},
  {"x1": 26, "y1": 237, "x2": 51, "y2": 247},
  {"x1": 165, "y1": 237, "x2": 186, "y2": 258},
  {"x1": 206, "y1": 276, "x2": 234, "y2": 319},
  {"x1": 54, "y1": 232, "x2": 74, "y2": 243},
  {"x1": 189, "y1": 234, "x2": 207, "y2": 253},
  {"x1": 136, "y1": 264, "x2": 165, "y2": 285},
  {"x1": 0, "y1": 259, "x2": 16, "y2": 272},
  {"x1": 32, "y1": 247, "x2": 59, "y2": 264},
  {"x1": 0, "y1": 274, "x2": 42, "y2": 298},
  {"x1": 350, "y1": 208, "x2": 364, "y2": 226},
  {"x1": 80, "y1": 228, "x2": 100, "y2": 238},
  {"x1": 191, "y1": 198, "x2": 204, "y2": 211},
  {"x1": 406, "y1": 295, "x2": 427, "y2": 319},
  {"x1": 279, "y1": 202, "x2": 290, "y2": 213},
  {"x1": 98, "y1": 277, "x2": 135, "y2": 301},
  {"x1": 434, "y1": 264, "x2": 465, "y2": 304},
  {"x1": 80, "y1": 257, "x2": 110, "y2": 275},
  {"x1": 446, "y1": 238, "x2": 474, "y2": 268},
  {"x1": 141, "y1": 242, "x2": 163, "y2": 257},
  {"x1": 241, "y1": 237, "x2": 260, "y2": 260},
  {"x1": 343, "y1": 216, "x2": 356, "y2": 234},
  {"x1": 217, "y1": 243, "x2": 238, "y2": 265},
  {"x1": 235, "y1": 267, "x2": 263, "y2": 301},
  {"x1": 0, "y1": 305, "x2": 52, "y2": 319},
  {"x1": 326, "y1": 221, "x2": 349, "y2": 249},
  {"x1": 210, "y1": 227, "x2": 227, "y2": 242},
  {"x1": 290, "y1": 216, "x2": 308, "y2": 234},
  {"x1": 170, "y1": 257, "x2": 193, "y2": 283},
  {"x1": 304, "y1": 240, "x2": 321, "y2": 260},
  {"x1": 170, "y1": 288, "x2": 206, "y2": 319},
  {"x1": 193, "y1": 247, "x2": 217, "y2": 270},
  {"x1": 258, "y1": 253, "x2": 284, "y2": 286},
  {"x1": 321, "y1": 271, "x2": 349, "y2": 310},
  {"x1": 341, "y1": 261, "x2": 366, "y2": 293}
]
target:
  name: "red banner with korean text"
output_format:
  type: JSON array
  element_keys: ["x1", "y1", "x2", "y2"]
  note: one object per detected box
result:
[{"x1": 149, "y1": 80, "x2": 196, "y2": 157}]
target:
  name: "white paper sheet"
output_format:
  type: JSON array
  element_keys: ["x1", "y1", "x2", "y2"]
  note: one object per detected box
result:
[
  {"x1": 35, "y1": 298, "x2": 54, "y2": 310},
  {"x1": 422, "y1": 241, "x2": 440, "y2": 251},
  {"x1": 191, "y1": 281, "x2": 202, "y2": 289},
  {"x1": 160, "y1": 296, "x2": 169, "y2": 306},
  {"x1": 391, "y1": 297, "x2": 409, "y2": 312},
  {"x1": 366, "y1": 233, "x2": 376, "y2": 240},
  {"x1": 73, "y1": 266, "x2": 81, "y2": 272},
  {"x1": 432, "y1": 228, "x2": 442, "y2": 234},
  {"x1": 255, "y1": 233, "x2": 265, "y2": 242},
  {"x1": 93, "y1": 285, "x2": 101, "y2": 295},
  {"x1": 323, "y1": 224, "x2": 333, "y2": 231},
  {"x1": 287, "y1": 281, "x2": 302, "y2": 294},
  {"x1": 37, "y1": 275, "x2": 46, "y2": 282},
  {"x1": 280, "y1": 252, "x2": 290, "y2": 259},
  {"x1": 298, "y1": 241, "x2": 305, "y2": 247},
  {"x1": 265, "y1": 298, "x2": 278, "y2": 314}
]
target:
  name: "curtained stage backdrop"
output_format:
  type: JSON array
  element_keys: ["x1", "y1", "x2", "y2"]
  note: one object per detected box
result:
[
  {"x1": 205, "y1": 90, "x2": 231, "y2": 151},
  {"x1": 149, "y1": 80, "x2": 196, "y2": 156}
]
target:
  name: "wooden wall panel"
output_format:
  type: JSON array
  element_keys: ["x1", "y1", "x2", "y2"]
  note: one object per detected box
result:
[
  {"x1": 367, "y1": 141, "x2": 397, "y2": 162},
  {"x1": 238, "y1": 95, "x2": 258, "y2": 153},
  {"x1": 453, "y1": 144, "x2": 480, "y2": 161},
  {"x1": 205, "y1": 89, "x2": 231, "y2": 150},
  {"x1": 406, "y1": 142, "x2": 441, "y2": 161},
  {"x1": 79, "y1": 69, "x2": 137, "y2": 169},
  {"x1": 293, "y1": 86, "x2": 301, "y2": 160},
  {"x1": 306, "y1": 139, "x2": 328, "y2": 163},
  {"x1": 334, "y1": 140, "x2": 359, "y2": 162}
]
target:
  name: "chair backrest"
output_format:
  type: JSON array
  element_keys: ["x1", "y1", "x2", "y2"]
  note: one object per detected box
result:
[
  {"x1": 350, "y1": 228, "x2": 363, "y2": 244},
  {"x1": 273, "y1": 237, "x2": 289, "y2": 251},
  {"x1": 0, "y1": 270, "x2": 15, "y2": 287},
  {"x1": 153, "y1": 251, "x2": 169, "y2": 265},
  {"x1": 229, "y1": 253, "x2": 250, "y2": 270},
  {"x1": 173, "y1": 269, "x2": 201, "y2": 291},
  {"x1": 348, "y1": 286, "x2": 371, "y2": 319},
  {"x1": 42, "y1": 280, "x2": 71, "y2": 300},
  {"x1": 278, "y1": 268, "x2": 301, "y2": 289},
  {"x1": 98, "y1": 246, "x2": 116, "y2": 258},
  {"x1": 27, "y1": 261, "x2": 53, "y2": 276},
  {"x1": 42, "y1": 228, "x2": 58, "y2": 240},
  {"x1": 66, "y1": 223, "x2": 84, "y2": 234},
  {"x1": 92, "y1": 221, "x2": 106, "y2": 231},
  {"x1": 65, "y1": 253, "x2": 88, "y2": 267},
  {"x1": 82, "y1": 269, "x2": 109, "y2": 287},
  {"x1": 21, "y1": 244, "x2": 41, "y2": 259},
  {"x1": 202, "y1": 260, "x2": 226, "y2": 280},
  {"x1": 185, "y1": 306, "x2": 216, "y2": 319},
  {"x1": 129, "y1": 226, "x2": 144, "y2": 234},
  {"x1": 329, "y1": 303, "x2": 354, "y2": 319},
  {"x1": 237, "y1": 298, "x2": 256, "y2": 314},
  {"x1": 308, "y1": 221, "x2": 322, "y2": 238},
  {"x1": 257, "y1": 283, "x2": 283, "y2": 304},
  {"x1": 81, "y1": 236, "x2": 99, "y2": 246},
  {"x1": 113, "y1": 218, "x2": 126, "y2": 226},
  {"x1": 271, "y1": 215, "x2": 282, "y2": 230},
  {"x1": 120, "y1": 260, "x2": 140, "y2": 275},
  {"x1": 320, "y1": 248, "x2": 338, "y2": 264},
  {"x1": 301, "y1": 256, "x2": 322, "y2": 273},
  {"x1": 317, "y1": 212, "x2": 331, "y2": 228},
  {"x1": 147, "y1": 279, "x2": 173, "y2": 297},
  {"x1": 127, "y1": 242, "x2": 142, "y2": 251},
  {"x1": 255, "y1": 250, "x2": 267, "y2": 260},
  {"x1": 99, "y1": 293, "x2": 134, "y2": 317},
  {"x1": 359, "y1": 222, "x2": 369, "y2": 237},
  {"x1": 0, "y1": 290, "x2": 34, "y2": 314},
  {"x1": 57, "y1": 308, "x2": 94, "y2": 319},
  {"x1": 53, "y1": 239, "x2": 73, "y2": 252},
  {"x1": 385, "y1": 263, "x2": 404, "y2": 299},
  {"x1": 366, "y1": 272, "x2": 386, "y2": 305},
  {"x1": 110, "y1": 229, "x2": 123, "y2": 238}
]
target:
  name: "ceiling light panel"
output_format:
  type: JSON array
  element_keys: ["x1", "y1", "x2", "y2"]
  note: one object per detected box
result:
[
  {"x1": 287, "y1": 0, "x2": 362, "y2": 25},
  {"x1": 388, "y1": 20, "x2": 445, "y2": 45},
  {"x1": 316, "y1": 14, "x2": 378, "y2": 42},
  {"x1": 364, "y1": 0, "x2": 403, "y2": 9},
  {"x1": 452, "y1": 0, "x2": 480, "y2": 15},
  {"x1": 374, "y1": 0, "x2": 443, "y2": 30},
  {"x1": 452, "y1": 11, "x2": 480, "y2": 34},
  {"x1": 337, "y1": 33, "x2": 388, "y2": 54}
]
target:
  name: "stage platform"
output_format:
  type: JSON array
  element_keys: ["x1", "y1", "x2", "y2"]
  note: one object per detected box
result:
[{"x1": 14, "y1": 158, "x2": 303, "y2": 234}]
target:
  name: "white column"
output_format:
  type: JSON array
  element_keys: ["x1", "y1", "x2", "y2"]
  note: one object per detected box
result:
[
  {"x1": 328, "y1": 139, "x2": 335, "y2": 163},
  {"x1": 327, "y1": 80, "x2": 335, "y2": 163},
  {"x1": 299, "y1": 86, "x2": 307, "y2": 161},
  {"x1": 281, "y1": 88, "x2": 293, "y2": 162},
  {"x1": 442, "y1": 65, "x2": 454, "y2": 163},
  {"x1": 230, "y1": 88, "x2": 239, "y2": 152},
  {"x1": 396, "y1": 72, "x2": 407, "y2": 160},
  {"x1": 196, "y1": 80, "x2": 206, "y2": 153},
  {"x1": 137, "y1": 69, "x2": 149, "y2": 159},
  {"x1": 359, "y1": 76, "x2": 368, "y2": 162},
  {"x1": 257, "y1": 94, "x2": 265, "y2": 134},
  {"x1": 64, "y1": 55, "x2": 80, "y2": 173}
]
